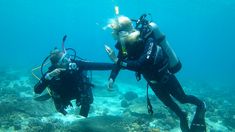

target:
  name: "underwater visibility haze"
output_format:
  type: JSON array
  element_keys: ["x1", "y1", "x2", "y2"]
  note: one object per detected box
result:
[{"x1": 0, "y1": 0, "x2": 235, "y2": 131}]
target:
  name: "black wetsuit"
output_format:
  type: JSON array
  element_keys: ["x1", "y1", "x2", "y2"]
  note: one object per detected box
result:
[
  {"x1": 34, "y1": 60, "x2": 113, "y2": 117},
  {"x1": 109, "y1": 34, "x2": 205, "y2": 131}
]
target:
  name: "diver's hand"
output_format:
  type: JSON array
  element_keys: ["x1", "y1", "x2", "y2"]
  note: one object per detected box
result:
[
  {"x1": 47, "y1": 68, "x2": 66, "y2": 79},
  {"x1": 49, "y1": 68, "x2": 66, "y2": 77},
  {"x1": 105, "y1": 45, "x2": 118, "y2": 64},
  {"x1": 107, "y1": 78, "x2": 114, "y2": 91}
]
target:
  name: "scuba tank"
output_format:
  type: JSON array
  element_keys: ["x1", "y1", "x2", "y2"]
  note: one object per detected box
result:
[
  {"x1": 133, "y1": 14, "x2": 182, "y2": 115},
  {"x1": 149, "y1": 22, "x2": 182, "y2": 74},
  {"x1": 134, "y1": 14, "x2": 181, "y2": 74}
]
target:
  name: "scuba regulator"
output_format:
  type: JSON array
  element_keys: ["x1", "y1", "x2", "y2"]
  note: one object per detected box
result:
[
  {"x1": 40, "y1": 35, "x2": 82, "y2": 76},
  {"x1": 132, "y1": 13, "x2": 153, "y2": 39}
]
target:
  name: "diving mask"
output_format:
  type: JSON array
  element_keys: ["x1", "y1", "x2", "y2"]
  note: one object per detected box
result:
[
  {"x1": 57, "y1": 54, "x2": 78, "y2": 71},
  {"x1": 57, "y1": 53, "x2": 71, "y2": 65},
  {"x1": 118, "y1": 30, "x2": 130, "y2": 38}
]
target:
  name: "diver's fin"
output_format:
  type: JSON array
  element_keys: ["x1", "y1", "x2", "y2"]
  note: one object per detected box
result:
[
  {"x1": 190, "y1": 111, "x2": 207, "y2": 132},
  {"x1": 34, "y1": 93, "x2": 51, "y2": 101},
  {"x1": 190, "y1": 119, "x2": 206, "y2": 132}
]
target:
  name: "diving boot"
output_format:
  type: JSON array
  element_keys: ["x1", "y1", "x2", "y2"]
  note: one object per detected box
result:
[
  {"x1": 180, "y1": 112, "x2": 190, "y2": 132},
  {"x1": 190, "y1": 102, "x2": 207, "y2": 132}
]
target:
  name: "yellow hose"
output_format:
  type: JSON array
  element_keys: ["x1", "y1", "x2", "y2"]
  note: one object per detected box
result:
[
  {"x1": 31, "y1": 65, "x2": 41, "y2": 80},
  {"x1": 114, "y1": 6, "x2": 119, "y2": 15},
  {"x1": 31, "y1": 62, "x2": 52, "y2": 96}
]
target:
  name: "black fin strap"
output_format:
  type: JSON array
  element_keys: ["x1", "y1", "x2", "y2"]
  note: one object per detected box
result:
[
  {"x1": 135, "y1": 72, "x2": 141, "y2": 81},
  {"x1": 147, "y1": 83, "x2": 153, "y2": 115}
]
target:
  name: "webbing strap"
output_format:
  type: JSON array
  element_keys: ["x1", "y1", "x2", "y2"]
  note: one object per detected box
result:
[{"x1": 147, "y1": 83, "x2": 153, "y2": 115}]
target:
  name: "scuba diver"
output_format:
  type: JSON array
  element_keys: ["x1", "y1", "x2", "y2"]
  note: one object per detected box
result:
[
  {"x1": 34, "y1": 36, "x2": 113, "y2": 117},
  {"x1": 105, "y1": 14, "x2": 206, "y2": 132}
]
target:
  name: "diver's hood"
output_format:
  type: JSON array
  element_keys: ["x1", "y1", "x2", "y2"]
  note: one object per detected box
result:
[{"x1": 49, "y1": 49, "x2": 64, "y2": 65}]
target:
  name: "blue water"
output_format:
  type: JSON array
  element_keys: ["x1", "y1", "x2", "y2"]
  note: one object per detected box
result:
[
  {"x1": 0, "y1": 0, "x2": 235, "y2": 85},
  {"x1": 1, "y1": 1, "x2": 235, "y2": 131}
]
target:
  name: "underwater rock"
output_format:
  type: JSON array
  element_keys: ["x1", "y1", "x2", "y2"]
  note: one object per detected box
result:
[
  {"x1": 121, "y1": 99, "x2": 129, "y2": 108},
  {"x1": 164, "y1": 116, "x2": 177, "y2": 129},
  {"x1": 93, "y1": 85, "x2": 120, "y2": 97},
  {"x1": 0, "y1": 96, "x2": 55, "y2": 117},
  {"x1": 66, "y1": 116, "x2": 128, "y2": 132},
  {"x1": 150, "y1": 128, "x2": 160, "y2": 132},
  {"x1": 223, "y1": 116, "x2": 235, "y2": 130},
  {"x1": 129, "y1": 122, "x2": 141, "y2": 131},
  {"x1": 123, "y1": 91, "x2": 138, "y2": 101},
  {"x1": 0, "y1": 102, "x2": 17, "y2": 116},
  {"x1": 24, "y1": 101, "x2": 55, "y2": 116},
  {"x1": 13, "y1": 123, "x2": 21, "y2": 130},
  {"x1": 26, "y1": 120, "x2": 55, "y2": 132},
  {"x1": 128, "y1": 103, "x2": 148, "y2": 116},
  {"x1": 209, "y1": 116, "x2": 219, "y2": 122}
]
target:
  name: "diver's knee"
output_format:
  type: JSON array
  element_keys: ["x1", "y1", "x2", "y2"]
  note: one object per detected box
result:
[
  {"x1": 80, "y1": 96, "x2": 93, "y2": 105},
  {"x1": 198, "y1": 101, "x2": 206, "y2": 112},
  {"x1": 177, "y1": 96, "x2": 188, "y2": 104}
]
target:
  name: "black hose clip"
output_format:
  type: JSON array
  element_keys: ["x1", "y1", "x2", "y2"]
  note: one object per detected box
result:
[
  {"x1": 135, "y1": 13, "x2": 152, "y2": 29},
  {"x1": 146, "y1": 83, "x2": 154, "y2": 115}
]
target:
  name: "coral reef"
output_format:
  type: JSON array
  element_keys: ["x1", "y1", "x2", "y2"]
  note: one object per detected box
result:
[{"x1": 0, "y1": 69, "x2": 234, "y2": 131}]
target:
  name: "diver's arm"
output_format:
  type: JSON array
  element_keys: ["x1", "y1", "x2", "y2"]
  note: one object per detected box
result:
[
  {"x1": 108, "y1": 50, "x2": 123, "y2": 81},
  {"x1": 109, "y1": 63, "x2": 121, "y2": 81},
  {"x1": 77, "y1": 60, "x2": 114, "y2": 71},
  {"x1": 117, "y1": 38, "x2": 155, "y2": 71},
  {"x1": 34, "y1": 66, "x2": 56, "y2": 94},
  {"x1": 106, "y1": 48, "x2": 122, "y2": 91},
  {"x1": 107, "y1": 53, "x2": 122, "y2": 91}
]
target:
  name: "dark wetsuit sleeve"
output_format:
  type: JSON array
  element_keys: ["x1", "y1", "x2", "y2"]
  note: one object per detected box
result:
[
  {"x1": 109, "y1": 63, "x2": 121, "y2": 81},
  {"x1": 34, "y1": 75, "x2": 50, "y2": 94},
  {"x1": 77, "y1": 60, "x2": 114, "y2": 70},
  {"x1": 108, "y1": 50, "x2": 123, "y2": 81},
  {"x1": 118, "y1": 38, "x2": 155, "y2": 71}
]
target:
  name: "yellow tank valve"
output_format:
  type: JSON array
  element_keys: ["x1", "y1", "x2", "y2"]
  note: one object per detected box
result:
[{"x1": 115, "y1": 6, "x2": 119, "y2": 15}]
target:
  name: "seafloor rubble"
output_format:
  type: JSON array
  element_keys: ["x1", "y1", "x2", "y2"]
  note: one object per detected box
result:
[{"x1": 0, "y1": 69, "x2": 234, "y2": 132}]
